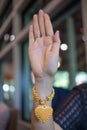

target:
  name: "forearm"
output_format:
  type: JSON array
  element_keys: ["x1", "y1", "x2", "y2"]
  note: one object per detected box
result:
[
  {"x1": 31, "y1": 78, "x2": 55, "y2": 130},
  {"x1": 31, "y1": 104, "x2": 62, "y2": 130},
  {"x1": 31, "y1": 78, "x2": 62, "y2": 130},
  {"x1": 31, "y1": 101, "x2": 55, "y2": 130}
]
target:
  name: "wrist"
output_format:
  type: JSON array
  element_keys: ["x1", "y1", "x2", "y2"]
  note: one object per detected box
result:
[
  {"x1": 35, "y1": 76, "x2": 54, "y2": 99},
  {"x1": 33, "y1": 100, "x2": 52, "y2": 108},
  {"x1": 35, "y1": 75, "x2": 54, "y2": 87},
  {"x1": 32, "y1": 85, "x2": 54, "y2": 106}
]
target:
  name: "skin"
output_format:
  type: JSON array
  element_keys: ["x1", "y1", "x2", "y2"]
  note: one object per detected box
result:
[{"x1": 28, "y1": 10, "x2": 62, "y2": 130}]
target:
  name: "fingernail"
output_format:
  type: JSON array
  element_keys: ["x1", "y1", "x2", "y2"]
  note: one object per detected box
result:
[
  {"x1": 30, "y1": 25, "x2": 32, "y2": 29},
  {"x1": 57, "y1": 30, "x2": 60, "y2": 35},
  {"x1": 39, "y1": 9, "x2": 44, "y2": 15},
  {"x1": 39, "y1": 9, "x2": 43, "y2": 13},
  {"x1": 33, "y1": 14, "x2": 37, "y2": 19}
]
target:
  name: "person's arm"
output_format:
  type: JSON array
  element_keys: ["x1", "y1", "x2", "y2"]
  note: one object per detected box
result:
[{"x1": 28, "y1": 10, "x2": 62, "y2": 130}]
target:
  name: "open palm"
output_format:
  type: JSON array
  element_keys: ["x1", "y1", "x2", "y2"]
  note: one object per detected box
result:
[{"x1": 28, "y1": 10, "x2": 60, "y2": 78}]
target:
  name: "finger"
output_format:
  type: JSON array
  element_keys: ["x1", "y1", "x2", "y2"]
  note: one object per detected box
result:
[
  {"x1": 44, "y1": 13, "x2": 54, "y2": 36},
  {"x1": 52, "y1": 31, "x2": 61, "y2": 53},
  {"x1": 29, "y1": 25, "x2": 34, "y2": 44},
  {"x1": 38, "y1": 10, "x2": 45, "y2": 36},
  {"x1": 33, "y1": 14, "x2": 40, "y2": 39},
  {"x1": 54, "y1": 31, "x2": 60, "y2": 43}
]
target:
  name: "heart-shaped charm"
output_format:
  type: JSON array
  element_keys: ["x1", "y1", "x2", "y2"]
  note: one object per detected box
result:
[{"x1": 35, "y1": 105, "x2": 53, "y2": 122}]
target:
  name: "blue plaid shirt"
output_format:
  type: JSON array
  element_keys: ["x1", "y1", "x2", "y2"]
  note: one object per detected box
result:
[{"x1": 53, "y1": 83, "x2": 87, "y2": 130}]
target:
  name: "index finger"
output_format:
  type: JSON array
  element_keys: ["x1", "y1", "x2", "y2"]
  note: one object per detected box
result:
[{"x1": 29, "y1": 25, "x2": 34, "y2": 44}]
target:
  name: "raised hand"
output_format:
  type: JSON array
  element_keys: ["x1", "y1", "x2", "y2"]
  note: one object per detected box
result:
[{"x1": 28, "y1": 10, "x2": 60, "y2": 80}]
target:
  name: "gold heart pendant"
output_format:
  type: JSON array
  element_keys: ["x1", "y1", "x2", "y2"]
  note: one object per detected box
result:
[{"x1": 35, "y1": 105, "x2": 53, "y2": 123}]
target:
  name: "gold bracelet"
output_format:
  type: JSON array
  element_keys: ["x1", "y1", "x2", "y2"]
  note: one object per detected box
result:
[{"x1": 32, "y1": 86, "x2": 55, "y2": 123}]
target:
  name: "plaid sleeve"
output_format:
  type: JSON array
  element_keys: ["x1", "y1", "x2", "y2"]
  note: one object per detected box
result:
[{"x1": 53, "y1": 88, "x2": 83, "y2": 130}]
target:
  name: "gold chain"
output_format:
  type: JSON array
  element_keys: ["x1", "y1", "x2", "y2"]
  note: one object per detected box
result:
[
  {"x1": 32, "y1": 86, "x2": 55, "y2": 122},
  {"x1": 32, "y1": 86, "x2": 55, "y2": 105}
]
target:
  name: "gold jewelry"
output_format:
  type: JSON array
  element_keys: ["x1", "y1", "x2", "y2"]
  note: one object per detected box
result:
[
  {"x1": 32, "y1": 86, "x2": 54, "y2": 123},
  {"x1": 35, "y1": 34, "x2": 39, "y2": 39}
]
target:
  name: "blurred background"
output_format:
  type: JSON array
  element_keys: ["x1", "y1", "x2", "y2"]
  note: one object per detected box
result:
[{"x1": 0, "y1": 0, "x2": 87, "y2": 129}]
